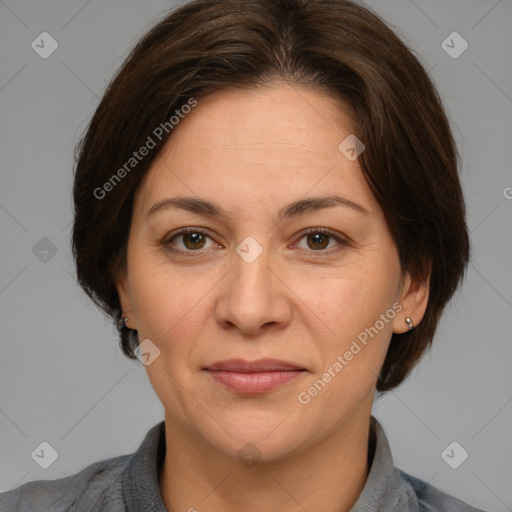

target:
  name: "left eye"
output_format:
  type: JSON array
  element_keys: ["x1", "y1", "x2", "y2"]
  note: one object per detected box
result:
[{"x1": 295, "y1": 229, "x2": 348, "y2": 255}]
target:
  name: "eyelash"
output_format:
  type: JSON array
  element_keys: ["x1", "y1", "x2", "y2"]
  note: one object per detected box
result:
[{"x1": 161, "y1": 227, "x2": 349, "y2": 258}]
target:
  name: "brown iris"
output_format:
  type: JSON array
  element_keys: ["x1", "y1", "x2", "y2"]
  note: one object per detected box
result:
[
  {"x1": 306, "y1": 232, "x2": 329, "y2": 251},
  {"x1": 182, "y1": 232, "x2": 207, "y2": 250}
]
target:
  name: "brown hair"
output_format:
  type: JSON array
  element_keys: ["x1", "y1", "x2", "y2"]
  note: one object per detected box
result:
[{"x1": 72, "y1": 0, "x2": 470, "y2": 392}]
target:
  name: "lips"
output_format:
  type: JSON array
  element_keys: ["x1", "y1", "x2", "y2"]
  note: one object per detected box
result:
[
  {"x1": 204, "y1": 358, "x2": 306, "y2": 394},
  {"x1": 205, "y1": 358, "x2": 305, "y2": 372}
]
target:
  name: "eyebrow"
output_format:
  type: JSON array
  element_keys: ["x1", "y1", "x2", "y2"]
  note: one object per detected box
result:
[{"x1": 146, "y1": 195, "x2": 372, "y2": 222}]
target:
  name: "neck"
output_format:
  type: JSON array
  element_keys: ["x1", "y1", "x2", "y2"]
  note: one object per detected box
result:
[{"x1": 159, "y1": 411, "x2": 373, "y2": 512}]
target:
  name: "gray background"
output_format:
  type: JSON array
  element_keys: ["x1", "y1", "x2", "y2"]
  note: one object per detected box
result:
[{"x1": 0, "y1": 0, "x2": 511, "y2": 510}]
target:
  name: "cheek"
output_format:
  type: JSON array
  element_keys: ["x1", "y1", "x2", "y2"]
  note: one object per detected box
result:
[
  {"x1": 128, "y1": 253, "x2": 216, "y2": 348},
  {"x1": 297, "y1": 273, "x2": 396, "y2": 407},
  {"x1": 299, "y1": 258, "x2": 399, "y2": 336}
]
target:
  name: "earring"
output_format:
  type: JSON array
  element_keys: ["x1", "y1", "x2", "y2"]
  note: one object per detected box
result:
[
  {"x1": 123, "y1": 317, "x2": 129, "y2": 326},
  {"x1": 405, "y1": 317, "x2": 414, "y2": 331}
]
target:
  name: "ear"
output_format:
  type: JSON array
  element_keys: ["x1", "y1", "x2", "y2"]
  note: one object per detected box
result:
[
  {"x1": 115, "y1": 268, "x2": 135, "y2": 329},
  {"x1": 392, "y1": 261, "x2": 431, "y2": 334}
]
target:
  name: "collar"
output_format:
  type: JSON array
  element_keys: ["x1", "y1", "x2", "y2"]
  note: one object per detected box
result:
[
  {"x1": 121, "y1": 415, "x2": 418, "y2": 511},
  {"x1": 122, "y1": 420, "x2": 167, "y2": 512},
  {"x1": 349, "y1": 416, "x2": 418, "y2": 511}
]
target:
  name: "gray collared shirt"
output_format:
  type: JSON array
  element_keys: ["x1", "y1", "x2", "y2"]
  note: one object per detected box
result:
[{"x1": 0, "y1": 416, "x2": 487, "y2": 511}]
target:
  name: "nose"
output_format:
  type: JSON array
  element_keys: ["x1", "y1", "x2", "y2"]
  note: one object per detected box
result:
[{"x1": 214, "y1": 241, "x2": 292, "y2": 336}]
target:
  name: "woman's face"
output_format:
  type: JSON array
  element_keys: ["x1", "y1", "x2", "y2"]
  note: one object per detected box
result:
[{"x1": 117, "y1": 81, "x2": 428, "y2": 461}]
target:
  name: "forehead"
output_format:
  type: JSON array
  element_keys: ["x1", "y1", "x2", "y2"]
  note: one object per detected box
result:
[{"x1": 134, "y1": 82, "x2": 377, "y2": 219}]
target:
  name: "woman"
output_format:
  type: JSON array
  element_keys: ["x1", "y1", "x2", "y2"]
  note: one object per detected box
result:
[{"x1": 0, "y1": 0, "x2": 487, "y2": 510}]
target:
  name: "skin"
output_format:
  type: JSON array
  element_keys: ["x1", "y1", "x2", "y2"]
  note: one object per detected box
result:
[{"x1": 116, "y1": 81, "x2": 430, "y2": 512}]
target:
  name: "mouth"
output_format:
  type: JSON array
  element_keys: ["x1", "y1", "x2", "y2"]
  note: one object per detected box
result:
[{"x1": 203, "y1": 358, "x2": 307, "y2": 394}]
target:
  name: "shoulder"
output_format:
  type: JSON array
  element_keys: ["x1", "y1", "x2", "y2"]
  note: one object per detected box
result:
[
  {"x1": 0, "y1": 453, "x2": 130, "y2": 512},
  {"x1": 398, "y1": 469, "x2": 488, "y2": 512}
]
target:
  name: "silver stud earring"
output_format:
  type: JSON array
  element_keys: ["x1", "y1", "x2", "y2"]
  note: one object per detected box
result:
[
  {"x1": 405, "y1": 317, "x2": 414, "y2": 331},
  {"x1": 123, "y1": 317, "x2": 129, "y2": 325}
]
